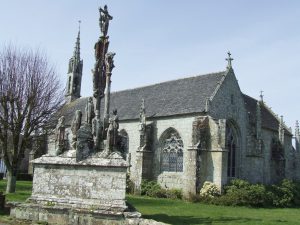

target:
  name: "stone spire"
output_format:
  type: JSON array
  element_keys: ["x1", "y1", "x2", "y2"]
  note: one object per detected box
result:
[
  {"x1": 73, "y1": 21, "x2": 81, "y2": 68},
  {"x1": 279, "y1": 115, "x2": 285, "y2": 144},
  {"x1": 226, "y1": 51, "x2": 234, "y2": 69},
  {"x1": 295, "y1": 120, "x2": 300, "y2": 151},
  {"x1": 65, "y1": 21, "x2": 83, "y2": 103}
]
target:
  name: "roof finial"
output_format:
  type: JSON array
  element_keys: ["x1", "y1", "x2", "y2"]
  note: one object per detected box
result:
[
  {"x1": 259, "y1": 90, "x2": 264, "y2": 102},
  {"x1": 226, "y1": 51, "x2": 234, "y2": 69}
]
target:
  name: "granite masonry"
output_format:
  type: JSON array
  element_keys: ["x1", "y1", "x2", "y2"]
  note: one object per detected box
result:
[{"x1": 20, "y1": 5, "x2": 300, "y2": 224}]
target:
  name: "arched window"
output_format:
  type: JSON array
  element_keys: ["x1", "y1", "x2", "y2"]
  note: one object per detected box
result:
[
  {"x1": 160, "y1": 128, "x2": 184, "y2": 172},
  {"x1": 226, "y1": 122, "x2": 238, "y2": 178},
  {"x1": 118, "y1": 129, "x2": 129, "y2": 161}
]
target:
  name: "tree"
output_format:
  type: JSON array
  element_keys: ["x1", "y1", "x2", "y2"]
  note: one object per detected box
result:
[{"x1": 0, "y1": 45, "x2": 64, "y2": 193}]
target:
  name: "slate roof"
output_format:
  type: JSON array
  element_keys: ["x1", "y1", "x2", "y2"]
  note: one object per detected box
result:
[
  {"x1": 59, "y1": 71, "x2": 226, "y2": 125},
  {"x1": 243, "y1": 94, "x2": 292, "y2": 135},
  {"x1": 57, "y1": 71, "x2": 290, "y2": 136}
]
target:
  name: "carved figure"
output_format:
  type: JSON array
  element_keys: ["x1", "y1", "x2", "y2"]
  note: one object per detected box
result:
[
  {"x1": 71, "y1": 110, "x2": 82, "y2": 149},
  {"x1": 107, "y1": 109, "x2": 119, "y2": 150},
  {"x1": 105, "y1": 52, "x2": 116, "y2": 73},
  {"x1": 85, "y1": 97, "x2": 95, "y2": 125},
  {"x1": 92, "y1": 116, "x2": 102, "y2": 150},
  {"x1": 55, "y1": 116, "x2": 65, "y2": 142},
  {"x1": 99, "y1": 5, "x2": 113, "y2": 37},
  {"x1": 55, "y1": 116, "x2": 66, "y2": 155}
]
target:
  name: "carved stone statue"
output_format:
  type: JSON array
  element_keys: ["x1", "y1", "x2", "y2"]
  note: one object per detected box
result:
[
  {"x1": 85, "y1": 97, "x2": 95, "y2": 125},
  {"x1": 99, "y1": 5, "x2": 113, "y2": 37},
  {"x1": 76, "y1": 123, "x2": 94, "y2": 161},
  {"x1": 105, "y1": 52, "x2": 116, "y2": 73},
  {"x1": 92, "y1": 116, "x2": 102, "y2": 151},
  {"x1": 107, "y1": 109, "x2": 119, "y2": 151},
  {"x1": 71, "y1": 110, "x2": 82, "y2": 149},
  {"x1": 55, "y1": 116, "x2": 66, "y2": 155}
]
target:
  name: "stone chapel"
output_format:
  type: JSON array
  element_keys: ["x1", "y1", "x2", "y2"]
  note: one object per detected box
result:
[{"x1": 45, "y1": 8, "x2": 300, "y2": 197}]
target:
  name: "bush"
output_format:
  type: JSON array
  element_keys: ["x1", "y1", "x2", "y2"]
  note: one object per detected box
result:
[
  {"x1": 141, "y1": 180, "x2": 182, "y2": 199},
  {"x1": 266, "y1": 179, "x2": 296, "y2": 207},
  {"x1": 200, "y1": 181, "x2": 220, "y2": 198}
]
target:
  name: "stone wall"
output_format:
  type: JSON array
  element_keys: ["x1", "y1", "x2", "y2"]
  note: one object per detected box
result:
[
  {"x1": 31, "y1": 157, "x2": 127, "y2": 210},
  {"x1": 209, "y1": 69, "x2": 248, "y2": 186},
  {"x1": 119, "y1": 115, "x2": 195, "y2": 193}
]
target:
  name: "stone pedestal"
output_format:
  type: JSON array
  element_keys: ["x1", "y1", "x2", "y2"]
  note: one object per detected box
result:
[
  {"x1": 134, "y1": 149, "x2": 153, "y2": 194},
  {"x1": 184, "y1": 146, "x2": 198, "y2": 198},
  {"x1": 10, "y1": 150, "x2": 139, "y2": 225}
]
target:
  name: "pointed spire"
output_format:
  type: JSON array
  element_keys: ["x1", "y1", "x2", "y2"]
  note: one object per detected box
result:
[
  {"x1": 279, "y1": 115, "x2": 285, "y2": 144},
  {"x1": 226, "y1": 51, "x2": 234, "y2": 69},
  {"x1": 73, "y1": 20, "x2": 81, "y2": 65}
]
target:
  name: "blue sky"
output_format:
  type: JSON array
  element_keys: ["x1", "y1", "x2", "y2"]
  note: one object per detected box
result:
[{"x1": 1, "y1": 1, "x2": 300, "y2": 132}]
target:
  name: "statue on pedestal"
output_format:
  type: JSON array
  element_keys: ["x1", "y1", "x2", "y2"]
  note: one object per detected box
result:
[
  {"x1": 55, "y1": 116, "x2": 66, "y2": 155},
  {"x1": 106, "y1": 109, "x2": 119, "y2": 151},
  {"x1": 71, "y1": 110, "x2": 82, "y2": 149},
  {"x1": 85, "y1": 97, "x2": 95, "y2": 125}
]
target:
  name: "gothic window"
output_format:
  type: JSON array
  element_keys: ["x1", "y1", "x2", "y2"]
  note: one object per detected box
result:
[
  {"x1": 226, "y1": 123, "x2": 238, "y2": 178},
  {"x1": 160, "y1": 129, "x2": 184, "y2": 172},
  {"x1": 177, "y1": 149, "x2": 183, "y2": 171}
]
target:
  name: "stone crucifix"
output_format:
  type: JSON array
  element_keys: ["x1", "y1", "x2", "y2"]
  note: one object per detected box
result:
[{"x1": 99, "y1": 5, "x2": 113, "y2": 37}]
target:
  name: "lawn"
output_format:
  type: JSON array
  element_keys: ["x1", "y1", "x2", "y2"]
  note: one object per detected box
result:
[
  {"x1": 126, "y1": 195, "x2": 300, "y2": 225},
  {"x1": 0, "y1": 180, "x2": 32, "y2": 202},
  {"x1": 0, "y1": 181, "x2": 300, "y2": 225}
]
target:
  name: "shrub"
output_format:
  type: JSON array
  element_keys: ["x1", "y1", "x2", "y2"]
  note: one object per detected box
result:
[
  {"x1": 267, "y1": 179, "x2": 295, "y2": 207},
  {"x1": 141, "y1": 180, "x2": 182, "y2": 199},
  {"x1": 166, "y1": 189, "x2": 183, "y2": 199},
  {"x1": 200, "y1": 181, "x2": 220, "y2": 198}
]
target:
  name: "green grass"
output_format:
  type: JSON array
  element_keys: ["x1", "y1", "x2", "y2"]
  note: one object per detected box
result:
[
  {"x1": 126, "y1": 195, "x2": 300, "y2": 225},
  {"x1": 0, "y1": 180, "x2": 32, "y2": 202}
]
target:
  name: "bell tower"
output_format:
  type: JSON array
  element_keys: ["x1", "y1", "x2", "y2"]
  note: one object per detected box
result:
[{"x1": 65, "y1": 21, "x2": 83, "y2": 103}]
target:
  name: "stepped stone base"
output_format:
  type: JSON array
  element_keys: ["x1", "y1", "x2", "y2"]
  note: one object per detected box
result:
[{"x1": 10, "y1": 150, "x2": 146, "y2": 224}]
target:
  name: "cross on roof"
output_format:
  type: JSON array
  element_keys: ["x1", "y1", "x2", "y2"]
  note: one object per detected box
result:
[
  {"x1": 226, "y1": 51, "x2": 234, "y2": 69},
  {"x1": 259, "y1": 90, "x2": 264, "y2": 102}
]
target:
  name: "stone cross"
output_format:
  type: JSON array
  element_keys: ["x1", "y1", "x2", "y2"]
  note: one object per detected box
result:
[
  {"x1": 99, "y1": 5, "x2": 113, "y2": 37},
  {"x1": 226, "y1": 51, "x2": 233, "y2": 69},
  {"x1": 259, "y1": 90, "x2": 264, "y2": 102}
]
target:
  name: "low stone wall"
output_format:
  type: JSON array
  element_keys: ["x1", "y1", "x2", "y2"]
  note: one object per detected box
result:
[{"x1": 11, "y1": 203, "x2": 168, "y2": 225}]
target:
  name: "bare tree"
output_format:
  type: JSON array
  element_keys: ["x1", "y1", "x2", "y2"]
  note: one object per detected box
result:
[{"x1": 0, "y1": 45, "x2": 64, "y2": 193}]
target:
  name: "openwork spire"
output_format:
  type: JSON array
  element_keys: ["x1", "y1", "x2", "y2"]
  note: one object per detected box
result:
[{"x1": 73, "y1": 20, "x2": 81, "y2": 64}]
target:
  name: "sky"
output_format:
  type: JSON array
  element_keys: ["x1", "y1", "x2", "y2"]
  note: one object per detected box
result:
[{"x1": 1, "y1": 0, "x2": 300, "y2": 133}]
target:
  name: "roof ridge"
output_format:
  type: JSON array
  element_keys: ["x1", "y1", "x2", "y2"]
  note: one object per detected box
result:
[{"x1": 111, "y1": 71, "x2": 226, "y2": 95}]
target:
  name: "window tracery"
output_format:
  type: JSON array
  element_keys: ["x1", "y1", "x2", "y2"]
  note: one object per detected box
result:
[{"x1": 160, "y1": 132, "x2": 184, "y2": 172}]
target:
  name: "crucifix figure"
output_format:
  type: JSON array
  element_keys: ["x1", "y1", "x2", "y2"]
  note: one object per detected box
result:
[
  {"x1": 226, "y1": 51, "x2": 234, "y2": 69},
  {"x1": 99, "y1": 5, "x2": 113, "y2": 37}
]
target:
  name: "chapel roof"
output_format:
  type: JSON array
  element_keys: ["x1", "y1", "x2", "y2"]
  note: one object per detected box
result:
[
  {"x1": 243, "y1": 94, "x2": 292, "y2": 135},
  {"x1": 57, "y1": 71, "x2": 290, "y2": 136},
  {"x1": 59, "y1": 71, "x2": 226, "y2": 124}
]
